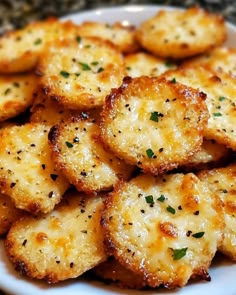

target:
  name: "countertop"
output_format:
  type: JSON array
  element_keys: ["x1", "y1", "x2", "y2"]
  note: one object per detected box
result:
[
  {"x1": 0, "y1": 0, "x2": 235, "y2": 294},
  {"x1": 0, "y1": 0, "x2": 236, "y2": 34}
]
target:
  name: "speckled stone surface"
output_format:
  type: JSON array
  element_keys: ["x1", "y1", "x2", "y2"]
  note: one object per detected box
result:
[{"x1": 0, "y1": 0, "x2": 235, "y2": 34}]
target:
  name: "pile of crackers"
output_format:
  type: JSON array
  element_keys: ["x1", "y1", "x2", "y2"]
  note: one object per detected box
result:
[{"x1": 0, "y1": 6, "x2": 235, "y2": 290}]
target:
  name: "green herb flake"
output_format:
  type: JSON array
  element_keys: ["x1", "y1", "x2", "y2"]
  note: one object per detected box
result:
[
  {"x1": 219, "y1": 96, "x2": 226, "y2": 101},
  {"x1": 60, "y1": 71, "x2": 70, "y2": 78},
  {"x1": 150, "y1": 111, "x2": 163, "y2": 122},
  {"x1": 146, "y1": 148, "x2": 155, "y2": 159},
  {"x1": 76, "y1": 36, "x2": 82, "y2": 43},
  {"x1": 145, "y1": 195, "x2": 154, "y2": 204},
  {"x1": 213, "y1": 112, "x2": 222, "y2": 117},
  {"x1": 170, "y1": 247, "x2": 188, "y2": 260},
  {"x1": 171, "y1": 77, "x2": 176, "y2": 84},
  {"x1": 157, "y1": 194, "x2": 165, "y2": 202},
  {"x1": 192, "y1": 231, "x2": 205, "y2": 238},
  {"x1": 91, "y1": 61, "x2": 99, "y2": 66},
  {"x1": 166, "y1": 205, "x2": 175, "y2": 214},
  {"x1": 79, "y1": 62, "x2": 91, "y2": 71},
  {"x1": 34, "y1": 38, "x2": 42, "y2": 45},
  {"x1": 65, "y1": 141, "x2": 73, "y2": 148}
]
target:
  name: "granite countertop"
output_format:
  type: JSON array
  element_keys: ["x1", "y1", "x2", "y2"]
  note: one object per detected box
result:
[
  {"x1": 0, "y1": 0, "x2": 235, "y2": 295},
  {"x1": 0, "y1": 0, "x2": 236, "y2": 34}
]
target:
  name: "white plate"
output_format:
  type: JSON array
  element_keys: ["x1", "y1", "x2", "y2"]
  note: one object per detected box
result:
[{"x1": 0, "y1": 5, "x2": 236, "y2": 295}]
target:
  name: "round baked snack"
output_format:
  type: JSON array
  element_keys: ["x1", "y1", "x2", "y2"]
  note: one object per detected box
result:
[
  {"x1": 136, "y1": 7, "x2": 226, "y2": 59},
  {"x1": 124, "y1": 52, "x2": 177, "y2": 78},
  {"x1": 30, "y1": 94, "x2": 77, "y2": 126},
  {"x1": 0, "y1": 18, "x2": 83, "y2": 73},
  {"x1": 180, "y1": 139, "x2": 231, "y2": 172},
  {"x1": 5, "y1": 190, "x2": 107, "y2": 283},
  {"x1": 0, "y1": 123, "x2": 70, "y2": 214},
  {"x1": 102, "y1": 172, "x2": 223, "y2": 288},
  {"x1": 0, "y1": 73, "x2": 38, "y2": 122},
  {"x1": 76, "y1": 21, "x2": 139, "y2": 54},
  {"x1": 161, "y1": 66, "x2": 236, "y2": 151},
  {"x1": 0, "y1": 193, "x2": 25, "y2": 235},
  {"x1": 48, "y1": 114, "x2": 134, "y2": 193},
  {"x1": 100, "y1": 76, "x2": 209, "y2": 175},
  {"x1": 197, "y1": 162, "x2": 236, "y2": 261},
  {"x1": 182, "y1": 47, "x2": 236, "y2": 76},
  {"x1": 37, "y1": 36, "x2": 126, "y2": 110}
]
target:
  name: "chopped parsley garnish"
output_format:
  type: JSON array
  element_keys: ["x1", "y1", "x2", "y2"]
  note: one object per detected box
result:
[
  {"x1": 34, "y1": 38, "x2": 42, "y2": 45},
  {"x1": 145, "y1": 195, "x2": 154, "y2": 204},
  {"x1": 166, "y1": 205, "x2": 175, "y2": 214},
  {"x1": 192, "y1": 231, "x2": 205, "y2": 238},
  {"x1": 150, "y1": 111, "x2": 163, "y2": 122},
  {"x1": 219, "y1": 96, "x2": 226, "y2": 101},
  {"x1": 79, "y1": 62, "x2": 91, "y2": 71},
  {"x1": 76, "y1": 36, "x2": 82, "y2": 43},
  {"x1": 65, "y1": 141, "x2": 73, "y2": 148},
  {"x1": 146, "y1": 148, "x2": 155, "y2": 159},
  {"x1": 60, "y1": 70, "x2": 70, "y2": 78},
  {"x1": 171, "y1": 77, "x2": 176, "y2": 84},
  {"x1": 91, "y1": 61, "x2": 99, "y2": 66},
  {"x1": 170, "y1": 247, "x2": 188, "y2": 260},
  {"x1": 213, "y1": 112, "x2": 222, "y2": 117},
  {"x1": 157, "y1": 194, "x2": 165, "y2": 202}
]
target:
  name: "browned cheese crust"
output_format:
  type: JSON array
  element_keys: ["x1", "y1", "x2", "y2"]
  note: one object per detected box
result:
[
  {"x1": 37, "y1": 36, "x2": 126, "y2": 110},
  {"x1": 0, "y1": 193, "x2": 26, "y2": 235},
  {"x1": 197, "y1": 163, "x2": 236, "y2": 261},
  {"x1": 100, "y1": 76, "x2": 209, "y2": 174},
  {"x1": 0, "y1": 18, "x2": 83, "y2": 73},
  {"x1": 136, "y1": 7, "x2": 226, "y2": 59},
  {"x1": 182, "y1": 47, "x2": 236, "y2": 75},
  {"x1": 161, "y1": 66, "x2": 236, "y2": 150},
  {"x1": 75, "y1": 21, "x2": 140, "y2": 53},
  {"x1": 0, "y1": 73, "x2": 38, "y2": 122},
  {"x1": 124, "y1": 52, "x2": 177, "y2": 78},
  {"x1": 102, "y1": 173, "x2": 223, "y2": 288},
  {"x1": 180, "y1": 139, "x2": 232, "y2": 171},
  {"x1": 30, "y1": 94, "x2": 77, "y2": 126},
  {"x1": 93, "y1": 256, "x2": 147, "y2": 289},
  {"x1": 0, "y1": 123, "x2": 70, "y2": 214},
  {"x1": 5, "y1": 190, "x2": 107, "y2": 283},
  {"x1": 48, "y1": 114, "x2": 135, "y2": 193}
]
